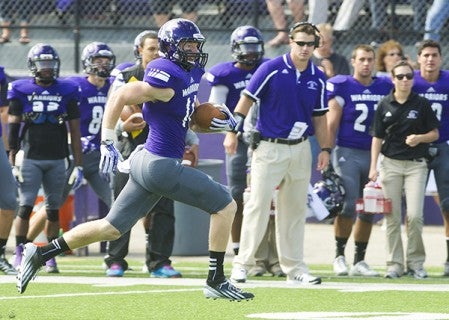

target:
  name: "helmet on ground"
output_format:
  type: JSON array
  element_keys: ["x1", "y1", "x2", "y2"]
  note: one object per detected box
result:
[
  {"x1": 27, "y1": 43, "x2": 60, "y2": 83},
  {"x1": 158, "y1": 18, "x2": 208, "y2": 71},
  {"x1": 133, "y1": 30, "x2": 158, "y2": 59},
  {"x1": 313, "y1": 164, "x2": 345, "y2": 219},
  {"x1": 81, "y1": 42, "x2": 116, "y2": 78},
  {"x1": 231, "y1": 25, "x2": 264, "y2": 66}
]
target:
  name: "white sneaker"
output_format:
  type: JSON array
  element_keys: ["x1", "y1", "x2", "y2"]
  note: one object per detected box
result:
[
  {"x1": 349, "y1": 261, "x2": 379, "y2": 277},
  {"x1": 333, "y1": 255, "x2": 348, "y2": 276},
  {"x1": 287, "y1": 273, "x2": 322, "y2": 285},
  {"x1": 230, "y1": 266, "x2": 247, "y2": 283}
]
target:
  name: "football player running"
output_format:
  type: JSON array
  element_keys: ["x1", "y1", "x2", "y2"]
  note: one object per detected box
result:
[
  {"x1": 16, "y1": 19, "x2": 253, "y2": 301},
  {"x1": 327, "y1": 44, "x2": 393, "y2": 277}
]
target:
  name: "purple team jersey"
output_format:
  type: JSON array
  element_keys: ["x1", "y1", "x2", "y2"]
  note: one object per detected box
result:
[
  {"x1": 243, "y1": 54, "x2": 327, "y2": 138},
  {"x1": 205, "y1": 58, "x2": 269, "y2": 112},
  {"x1": 327, "y1": 75, "x2": 393, "y2": 150},
  {"x1": 142, "y1": 58, "x2": 204, "y2": 158},
  {"x1": 8, "y1": 78, "x2": 79, "y2": 117},
  {"x1": 66, "y1": 76, "x2": 111, "y2": 150},
  {"x1": 413, "y1": 70, "x2": 449, "y2": 143},
  {"x1": 0, "y1": 67, "x2": 7, "y2": 137}
]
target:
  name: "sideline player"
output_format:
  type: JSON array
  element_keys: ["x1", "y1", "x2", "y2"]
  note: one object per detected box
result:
[
  {"x1": 412, "y1": 39, "x2": 449, "y2": 276},
  {"x1": 327, "y1": 44, "x2": 393, "y2": 276},
  {"x1": 8, "y1": 43, "x2": 83, "y2": 272},
  {"x1": 206, "y1": 25, "x2": 267, "y2": 258}
]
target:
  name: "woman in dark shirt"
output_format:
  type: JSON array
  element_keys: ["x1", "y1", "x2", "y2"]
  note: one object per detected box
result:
[{"x1": 369, "y1": 60, "x2": 439, "y2": 280}]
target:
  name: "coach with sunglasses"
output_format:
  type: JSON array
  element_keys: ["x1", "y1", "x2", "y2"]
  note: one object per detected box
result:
[
  {"x1": 369, "y1": 60, "x2": 439, "y2": 280},
  {"x1": 225, "y1": 22, "x2": 331, "y2": 285}
]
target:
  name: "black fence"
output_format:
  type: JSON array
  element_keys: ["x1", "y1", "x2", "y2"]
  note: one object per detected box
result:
[{"x1": 0, "y1": 0, "x2": 444, "y2": 75}]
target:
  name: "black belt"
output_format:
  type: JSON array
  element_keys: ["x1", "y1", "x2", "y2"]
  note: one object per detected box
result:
[
  {"x1": 410, "y1": 158, "x2": 425, "y2": 163},
  {"x1": 261, "y1": 136, "x2": 308, "y2": 145}
]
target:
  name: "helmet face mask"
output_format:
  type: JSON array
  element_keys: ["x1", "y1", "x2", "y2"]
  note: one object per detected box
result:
[
  {"x1": 231, "y1": 26, "x2": 264, "y2": 66},
  {"x1": 313, "y1": 164, "x2": 345, "y2": 220},
  {"x1": 158, "y1": 18, "x2": 208, "y2": 71},
  {"x1": 82, "y1": 42, "x2": 116, "y2": 78},
  {"x1": 27, "y1": 43, "x2": 60, "y2": 84}
]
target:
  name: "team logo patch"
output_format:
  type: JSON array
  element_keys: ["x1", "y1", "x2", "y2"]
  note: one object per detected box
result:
[
  {"x1": 307, "y1": 81, "x2": 318, "y2": 90},
  {"x1": 407, "y1": 110, "x2": 418, "y2": 119}
]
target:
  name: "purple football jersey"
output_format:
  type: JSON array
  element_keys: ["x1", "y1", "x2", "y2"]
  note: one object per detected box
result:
[
  {"x1": 327, "y1": 75, "x2": 393, "y2": 150},
  {"x1": 413, "y1": 70, "x2": 449, "y2": 143},
  {"x1": 0, "y1": 66, "x2": 7, "y2": 137},
  {"x1": 8, "y1": 77, "x2": 80, "y2": 160},
  {"x1": 244, "y1": 54, "x2": 327, "y2": 138},
  {"x1": 8, "y1": 78, "x2": 79, "y2": 117},
  {"x1": 205, "y1": 58, "x2": 269, "y2": 112},
  {"x1": 142, "y1": 58, "x2": 204, "y2": 158},
  {"x1": 66, "y1": 76, "x2": 111, "y2": 150}
]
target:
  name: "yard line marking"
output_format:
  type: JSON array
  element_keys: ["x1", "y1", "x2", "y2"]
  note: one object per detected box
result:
[
  {"x1": 0, "y1": 288, "x2": 199, "y2": 300},
  {"x1": 247, "y1": 312, "x2": 449, "y2": 319}
]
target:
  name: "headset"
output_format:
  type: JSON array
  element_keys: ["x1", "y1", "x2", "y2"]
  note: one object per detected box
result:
[{"x1": 289, "y1": 21, "x2": 321, "y2": 48}]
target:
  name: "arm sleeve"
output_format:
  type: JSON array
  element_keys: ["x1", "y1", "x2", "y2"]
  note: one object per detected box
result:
[{"x1": 208, "y1": 85, "x2": 229, "y2": 105}]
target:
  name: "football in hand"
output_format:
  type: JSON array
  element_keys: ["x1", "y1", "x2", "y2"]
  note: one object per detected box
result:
[
  {"x1": 120, "y1": 105, "x2": 143, "y2": 123},
  {"x1": 191, "y1": 102, "x2": 226, "y2": 131}
]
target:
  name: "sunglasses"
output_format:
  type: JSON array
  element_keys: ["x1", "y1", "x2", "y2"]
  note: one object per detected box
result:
[
  {"x1": 294, "y1": 41, "x2": 316, "y2": 47},
  {"x1": 395, "y1": 73, "x2": 414, "y2": 80}
]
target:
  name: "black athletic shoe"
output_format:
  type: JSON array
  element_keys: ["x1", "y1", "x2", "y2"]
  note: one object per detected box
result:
[
  {"x1": 203, "y1": 279, "x2": 254, "y2": 301},
  {"x1": 0, "y1": 255, "x2": 17, "y2": 275},
  {"x1": 16, "y1": 243, "x2": 42, "y2": 294}
]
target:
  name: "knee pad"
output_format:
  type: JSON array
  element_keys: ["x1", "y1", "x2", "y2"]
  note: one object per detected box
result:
[
  {"x1": 46, "y1": 209, "x2": 59, "y2": 222},
  {"x1": 441, "y1": 198, "x2": 449, "y2": 214},
  {"x1": 17, "y1": 206, "x2": 33, "y2": 220}
]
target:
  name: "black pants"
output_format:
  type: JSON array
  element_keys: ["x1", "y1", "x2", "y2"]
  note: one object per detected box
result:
[{"x1": 104, "y1": 171, "x2": 175, "y2": 271}]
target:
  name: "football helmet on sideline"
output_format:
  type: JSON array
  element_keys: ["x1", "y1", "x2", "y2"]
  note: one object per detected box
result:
[
  {"x1": 27, "y1": 43, "x2": 60, "y2": 84},
  {"x1": 313, "y1": 163, "x2": 345, "y2": 219},
  {"x1": 81, "y1": 42, "x2": 116, "y2": 78},
  {"x1": 231, "y1": 26, "x2": 264, "y2": 66},
  {"x1": 158, "y1": 18, "x2": 208, "y2": 71}
]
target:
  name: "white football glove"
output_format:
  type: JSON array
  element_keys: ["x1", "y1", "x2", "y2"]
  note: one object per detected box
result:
[
  {"x1": 68, "y1": 166, "x2": 84, "y2": 191},
  {"x1": 209, "y1": 104, "x2": 237, "y2": 131},
  {"x1": 99, "y1": 140, "x2": 121, "y2": 176},
  {"x1": 12, "y1": 166, "x2": 24, "y2": 184}
]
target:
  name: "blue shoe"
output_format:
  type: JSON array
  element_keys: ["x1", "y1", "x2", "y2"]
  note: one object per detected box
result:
[
  {"x1": 106, "y1": 263, "x2": 124, "y2": 277},
  {"x1": 151, "y1": 265, "x2": 182, "y2": 278}
]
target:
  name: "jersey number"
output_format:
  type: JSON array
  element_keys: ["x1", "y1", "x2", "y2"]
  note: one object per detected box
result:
[
  {"x1": 88, "y1": 106, "x2": 103, "y2": 134},
  {"x1": 353, "y1": 103, "x2": 377, "y2": 133},
  {"x1": 32, "y1": 101, "x2": 59, "y2": 112},
  {"x1": 431, "y1": 102, "x2": 442, "y2": 121}
]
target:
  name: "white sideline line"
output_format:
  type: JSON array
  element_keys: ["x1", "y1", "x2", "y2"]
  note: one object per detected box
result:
[
  {"x1": 0, "y1": 288, "x2": 200, "y2": 300},
  {"x1": 2, "y1": 275, "x2": 449, "y2": 292}
]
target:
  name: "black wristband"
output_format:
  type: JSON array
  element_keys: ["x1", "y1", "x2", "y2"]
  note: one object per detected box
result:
[
  {"x1": 321, "y1": 147, "x2": 332, "y2": 154},
  {"x1": 231, "y1": 112, "x2": 246, "y2": 134}
]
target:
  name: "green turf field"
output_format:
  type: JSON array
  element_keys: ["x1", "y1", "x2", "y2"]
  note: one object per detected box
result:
[{"x1": 1, "y1": 256, "x2": 449, "y2": 320}]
